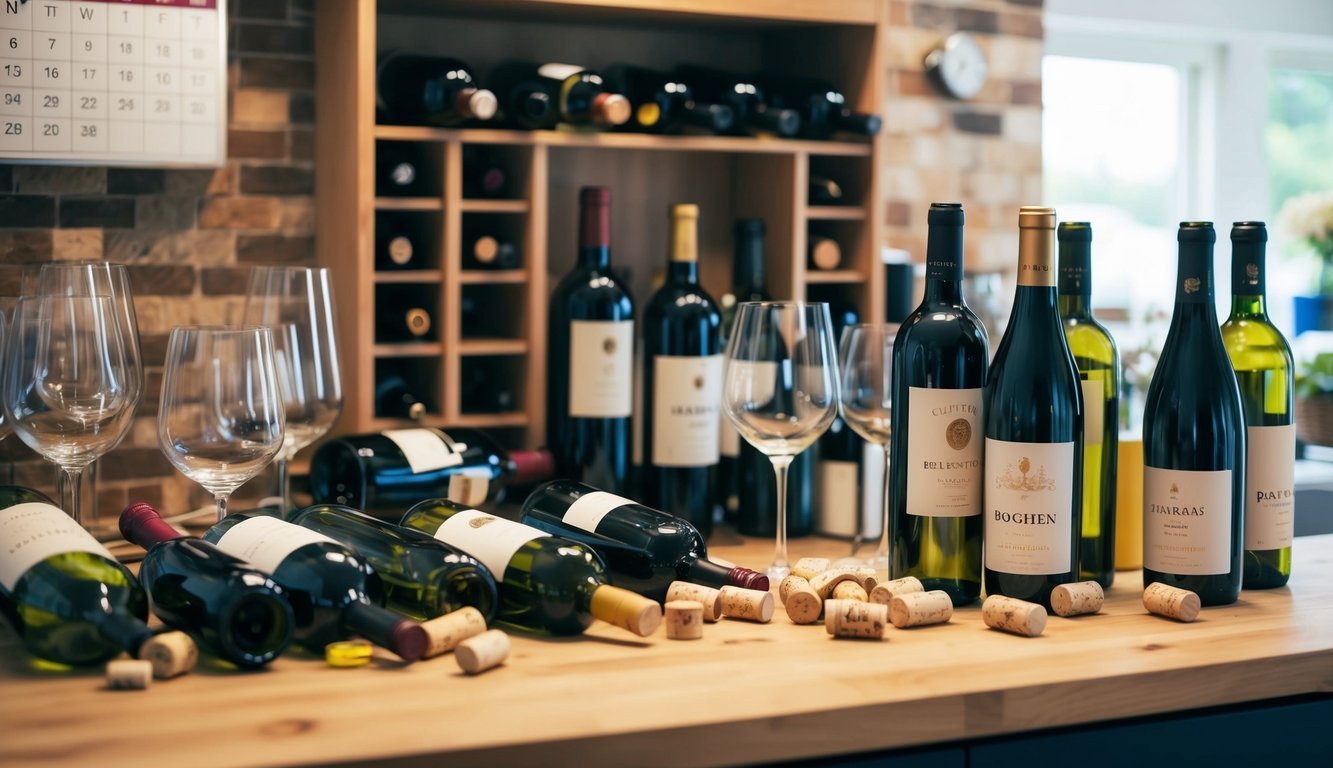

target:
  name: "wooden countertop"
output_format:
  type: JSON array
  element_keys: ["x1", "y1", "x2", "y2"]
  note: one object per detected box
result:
[{"x1": 3, "y1": 534, "x2": 1332, "y2": 768}]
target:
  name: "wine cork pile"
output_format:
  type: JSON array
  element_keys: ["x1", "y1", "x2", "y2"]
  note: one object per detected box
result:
[{"x1": 659, "y1": 581, "x2": 775, "y2": 640}]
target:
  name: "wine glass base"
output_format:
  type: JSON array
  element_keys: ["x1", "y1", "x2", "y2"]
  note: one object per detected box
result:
[{"x1": 766, "y1": 563, "x2": 790, "y2": 584}]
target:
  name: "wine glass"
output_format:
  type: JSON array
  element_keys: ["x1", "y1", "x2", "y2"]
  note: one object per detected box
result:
[
  {"x1": 158, "y1": 326, "x2": 286, "y2": 522},
  {"x1": 241, "y1": 267, "x2": 343, "y2": 512},
  {"x1": 837, "y1": 323, "x2": 896, "y2": 571},
  {"x1": 723, "y1": 301, "x2": 839, "y2": 582},
  {"x1": 2, "y1": 296, "x2": 138, "y2": 525}
]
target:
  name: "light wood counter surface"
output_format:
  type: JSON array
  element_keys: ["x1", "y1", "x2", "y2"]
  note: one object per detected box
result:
[{"x1": 3, "y1": 534, "x2": 1332, "y2": 768}]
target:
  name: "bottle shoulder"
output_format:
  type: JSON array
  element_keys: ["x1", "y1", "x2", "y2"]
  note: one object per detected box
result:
[
  {"x1": 1220, "y1": 317, "x2": 1294, "y2": 359},
  {"x1": 644, "y1": 283, "x2": 722, "y2": 320}
]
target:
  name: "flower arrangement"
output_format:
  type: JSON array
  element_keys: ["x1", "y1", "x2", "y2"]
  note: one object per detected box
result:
[{"x1": 1278, "y1": 190, "x2": 1333, "y2": 293}]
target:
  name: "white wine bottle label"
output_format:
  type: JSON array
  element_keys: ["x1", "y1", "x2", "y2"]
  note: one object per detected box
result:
[
  {"x1": 652, "y1": 354, "x2": 723, "y2": 468},
  {"x1": 448, "y1": 469, "x2": 492, "y2": 508},
  {"x1": 1144, "y1": 467, "x2": 1233, "y2": 575},
  {"x1": 817, "y1": 460, "x2": 861, "y2": 538},
  {"x1": 562, "y1": 490, "x2": 635, "y2": 533},
  {"x1": 432, "y1": 509, "x2": 545, "y2": 579},
  {"x1": 0, "y1": 503, "x2": 114, "y2": 591},
  {"x1": 569, "y1": 319, "x2": 634, "y2": 418},
  {"x1": 215, "y1": 516, "x2": 337, "y2": 575},
  {"x1": 1081, "y1": 379, "x2": 1104, "y2": 447},
  {"x1": 1244, "y1": 424, "x2": 1295, "y2": 550},
  {"x1": 383, "y1": 429, "x2": 463, "y2": 473},
  {"x1": 983, "y1": 438, "x2": 1076, "y2": 575},
  {"x1": 905, "y1": 387, "x2": 984, "y2": 517}
]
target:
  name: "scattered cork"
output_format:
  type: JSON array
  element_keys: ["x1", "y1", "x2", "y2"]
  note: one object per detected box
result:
[
  {"x1": 792, "y1": 557, "x2": 831, "y2": 580},
  {"x1": 1051, "y1": 581, "x2": 1105, "y2": 618},
  {"x1": 889, "y1": 590, "x2": 954, "y2": 629},
  {"x1": 779, "y1": 574, "x2": 823, "y2": 625},
  {"x1": 138, "y1": 631, "x2": 198, "y2": 679},
  {"x1": 982, "y1": 595, "x2": 1048, "y2": 637},
  {"x1": 666, "y1": 581, "x2": 723, "y2": 622},
  {"x1": 824, "y1": 599, "x2": 889, "y2": 639},
  {"x1": 719, "y1": 585, "x2": 774, "y2": 623},
  {"x1": 869, "y1": 576, "x2": 925, "y2": 605},
  {"x1": 1143, "y1": 582, "x2": 1201, "y2": 623},
  {"x1": 808, "y1": 567, "x2": 863, "y2": 599},
  {"x1": 455, "y1": 629, "x2": 510, "y2": 675},
  {"x1": 421, "y1": 607, "x2": 488, "y2": 657},
  {"x1": 106, "y1": 659, "x2": 153, "y2": 690},
  {"x1": 325, "y1": 640, "x2": 374, "y2": 668},
  {"x1": 664, "y1": 600, "x2": 705, "y2": 640},
  {"x1": 849, "y1": 566, "x2": 879, "y2": 591},
  {"x1": 831, "y1": 580, "x2": 869, "y2": 602}
]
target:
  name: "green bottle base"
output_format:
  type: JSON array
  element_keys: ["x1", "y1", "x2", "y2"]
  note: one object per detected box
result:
[{"x1": 1242, "y1": 548, "x2": 1291, "y2": 590}]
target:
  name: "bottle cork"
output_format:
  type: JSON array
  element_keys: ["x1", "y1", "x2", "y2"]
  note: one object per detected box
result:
[
  {"x1": 792, "y1": 557, "x2": 831, "y2": 581},
  {"x1": 455, "y1": 629, "x2": 510, "y2": 675},
  {"x1": 849, "y1": 565, "x2": 879, "y2": 591},
  {"x1": 823, "y1": 599, "x2": 889, "y2": 639},
  {"x1": 889, "y1": 590, "x2": 954, "y2": 628},
  {"x1": 1143, "y1": 582, "x2": 1201, "y2": 623},
  {"x1": 106, "y1": 659, "x2": 154, "y2": 690},
  {"x1": 666, "y1": 581, "x2": 723, "y2": 622},
  {"x1": 808, "y1": 567, "x2": 863, "y2": 599},
  {"x1": 664, "y1": 600, "x2": 705, "y2": 640},
  {"x1": 138, "y1": 631, "x2": 198, "y2": 679},
  {"x1": 869, "y1": 576, "x2": 925, "y2": 605},
  {"x1": 831, "y1": 580, "x2": 868, "y2": 602},
  {"x1": 1051, "y1": 581, "x2": 1105, "y2": 618},
  {"x1": 719, "y1": 585, "x2": 774, "y2": 623},
  {"x1": 590, "y1": 585, "x2": 663, "y2": 637},
  {"x1": 421, "y1": 606, "x2": 488, "y2": 657},
  {"x1": 982, "y1": 595, "x2": 1048, "y2": 637},
  {"x1": 779, "y1": 574, "x2": 823, "y2": 625}
]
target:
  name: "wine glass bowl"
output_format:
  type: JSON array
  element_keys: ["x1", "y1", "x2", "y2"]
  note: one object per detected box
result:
[{"x1": 837, "y1": 323, "x2": 897, "y2": 568}]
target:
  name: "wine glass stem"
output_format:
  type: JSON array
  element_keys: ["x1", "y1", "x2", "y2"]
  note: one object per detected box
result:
[
  {"x1": 275, "y1": 456, "x2": 291, "y2": 513},
  {"x1": 770, "y1": 454, "x2": 794, "y2": 574},
  {"x1": 878, "y1": 445, "x2": 891, "y2": 570},
  {"x1": 58, "y1": 465, "x2": 89, "y2": 524},
  {"x1": 215, "y1": 493, "x2": 230, "y2": 523}
]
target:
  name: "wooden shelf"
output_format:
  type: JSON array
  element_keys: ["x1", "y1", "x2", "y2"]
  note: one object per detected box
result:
[
  {"x1": 372, "y1": 342, "x2": 445, "y2": 356},
  {"x1": 448, "y1": 411, "x2": 530, "y2": 428},
  {"x1": 458, "y1": 338, "x2": 529, "y2": 355},
  {"x1": 459, "y1": 198, "x2": 529, "y2": 213},
  {"x1": 373, "y1": 269, "x2": 443, "y2": 283},
  {"x1": 806, "y1": 205, "x2": 867, "y2": 220},
  {"x1": 374, "y1": 197, "x2": 444, "y2": 211},
  {"x1": 459, "y1": 269, "x2": 527, "y2": 284},
  {"x1": 805, "y1": 269, "x2": 866, "y2": 284}
]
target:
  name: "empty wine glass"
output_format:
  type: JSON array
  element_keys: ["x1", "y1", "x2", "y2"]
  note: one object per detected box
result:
[
  {"x1": 241, "y1": 267, "x2": 343, "y2": 511},
  {"x1": 158, "y1": 326, "x2": 286, "y2": 522},
  {"x1": 723, "y1": 301, "x2": 839, "y2": 582},
  {"x1": 838, "y1": 323, "x2": 896, "y2": 571}
]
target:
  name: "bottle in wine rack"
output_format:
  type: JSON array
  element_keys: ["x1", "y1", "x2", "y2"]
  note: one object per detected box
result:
[
  {"x1": 375, "y1": 214, "x2": 418, "y2": 271},
  {"x1": 375, "y1": 374, "x2": 429, "y2": 421},
  {"x1": 808, "y1": 236, "x2": 842, "y2": 271},
  {"x1": 376, "y1": 305, "x2": 433, "y2": 342},
  {"x1": 377, "y1": 52, "x2": 498, "y2": 127},
  {"x1": 674, "y1": 65, "x2": 801, "y2": 137},
  {"x1": 719, "y1": 219, "x2": 770, "y2": 521},
  {"x1": 460, "y1": 364, "x2": 518, "y2": 414},
  {"x1": 463, "y1": 233, "x2": 521, "y2": 270},
  {"x1": 809, "y1": 176, "x2": 844, "y2": 206},
  {"x1": 376, "y1": 143, "x2": 427, "y2": 197},
  {"x1": 491, "y1": 62, "x2": 631, "y2": 129},
  {"x1": 462, "y1": 147, "x2": 508, "y2": 198},
  {"x1": 752, "y1": 73, "x2": 882, "y2": 137},
  {"x1": 603, "y1": 64, "x2": 735, "y2": 134}
]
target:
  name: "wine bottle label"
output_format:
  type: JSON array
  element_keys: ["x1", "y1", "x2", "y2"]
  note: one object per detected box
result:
[
  {"x1": 537, "y1": 63, "x2": 583, "y2": 82},
  {"x1": 983, "y1": 438, "x2": 1076, "y2": 575},
  {"x1": 568, "y1": 319, "x2": 634, "y2": 418},
  {"x1": 1244, "y1": 424, "x2": 1295, "y2": 550},
  {"x1": 562, "y1": 490, "x2": 635, "y2": 533},
  {"x1": 215, "y1": 516, "x2": 337, "y2": 575},
  {"x1": 652, "y1": 354, "x2": 723, "y2": 467},
  {"x1": 905, "y1": 387, "x2": 984, "y2": 517},
  {"x1": 432, "y1": 509, "x2": 545, "y2": 579},
  {"x1": 817, "y1": 460, "x2": 861, "y2": 538},
  {"x1": 1144, "y1": 467, "x2": 1233, "y2": 575},
  {"x1": 383, "y1": 428, "x2": 466, "y2": 473},
  {"x1": 1081, "y1": 380, "x2": 1103, "y2": 447},
  {"x1": 448, "y1": 469, "x2": 492, "y2": 508},
  {"x1": 0, "y1": 503, "x2": 114, "y2": 591}
]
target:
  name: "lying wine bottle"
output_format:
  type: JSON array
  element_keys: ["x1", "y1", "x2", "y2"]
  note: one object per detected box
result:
[
  {"x1": 520, "y1": 480, "x2": 768, "y2": 602},
  {"x1": 120, "y1": 502, "x2": 295, "y2": 668},
  {"x1": 290, "y1": 504, "x2": 499, "y2": 623},
  {"x1": 401, "y1": 498, "x2": 662, "y2": 636},
  {"x1": 199, "y1": 510, "x2": 429, "y2": 660}
]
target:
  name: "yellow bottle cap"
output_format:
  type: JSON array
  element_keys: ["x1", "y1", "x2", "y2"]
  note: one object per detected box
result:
[
  {"x1": 325, "y1": 640, "x2": 374, "y2": 668},
  {"x1": 589, "y1": 585, "x2": 662, "y2": 637}
]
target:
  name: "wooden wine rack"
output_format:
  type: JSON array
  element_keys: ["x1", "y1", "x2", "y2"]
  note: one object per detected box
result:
[{"x1": 315, "y1": 0, "x2": 888, "y2": 449}]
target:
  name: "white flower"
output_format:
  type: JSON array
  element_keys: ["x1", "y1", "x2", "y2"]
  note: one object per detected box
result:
[{"x1": 1278, "y1": 190, "x2": 1333, "y2": 253}]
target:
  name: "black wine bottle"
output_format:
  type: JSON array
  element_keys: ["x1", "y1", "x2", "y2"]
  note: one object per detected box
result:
[
  {"x1": 374, "y1": 374, "x2": 429, "y2": 422},
  {"x1": 809, "y1": 176, "x2": 844, "y2": 206},
  {"x1": 674, "y1": 65, "x2": 801, "y2": 137},
  {"x1": 376, "y1": 305, "x2": 432, "y2": 341},
  {"x1": 376, "y1": 143, "x2": 425, "y2": 197},
  {"x1": 603, "y1": 64, "x2": 734, "y2": 134},
  {"x1": 120, "y1": 502, "x2": 295, "y2": 668},
  {"x1": 808, "y1": 236, "x2": 842, "y2": 270},
  {"x1": 889, "y1": 203, "x2": 989, "y2": 606},
  {"x1": 548, "y1": 187, "x2": 635, "y2": 494},
  {"x1": 460, "y1": 365, "x2": 518, "y2": 414},
  {"x1": 1143, "y1": 222, "x2": 1245, "y2": 607},
  {"x1": 491, "y1": 62, "x2": 630, "y2": 129},
  {"x1": 376, "y1": 52, "x2": 497, "y2": 127},
  {"x1": 375, "y1": 214, "x2": 417, "y2": 270},
  {"x1": 642, "y1": 204, "x2": 723, "y2": 538},
  {"x1": 463, "y1": 234, "x2": 520, "y2": 270},
  {"x1": 462, "y1": 147, "x2": 507, "y2": 198},
  {"x1": 719, "y1": 219, "x2": 771, "y2": 521},
  {"x1": 752, "y1": 73, "x2": 882, "y2": 137},
  {"x1": 983, "y1": 207, "x2": 1083, "y2": 609},
  {"x1": 815, "y1": 299, "x2": 869, "y2": 540}
]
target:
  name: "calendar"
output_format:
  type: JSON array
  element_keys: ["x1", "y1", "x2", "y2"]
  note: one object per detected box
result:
[{"x1": 0, "y1": 0, "x2": 226, "y2": 167}]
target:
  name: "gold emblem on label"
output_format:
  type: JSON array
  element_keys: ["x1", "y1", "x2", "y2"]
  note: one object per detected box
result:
[
  {"x1": 1183, "y1": 278, "x2": 1201, "y2": 294},
  {"x1": 468, "y1": 516, "x2": 496, "y2": 529},
  {"x1": 693, "y1": 375, "x2": 705, "y2": 390},
  {"x1": 603, "y1": 337, "x2": 617, "y2": 355},
  {"x1": 1246, "y1": 263, "x2": 1259, "y2": 280},
  {"x1": 945, "y1": 418, "x2": 971, "y2": 450},
  {"x1": 994, "y1": 457, "x2": 1055, "y2": 492},
  {"x1": 1170, "y1": 483, "x2": 1179, "y2": 495}
]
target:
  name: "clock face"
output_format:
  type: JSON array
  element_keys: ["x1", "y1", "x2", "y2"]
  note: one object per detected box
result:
[{"x1": 927, "y1": 32, "x2": 988, "y2": 100}]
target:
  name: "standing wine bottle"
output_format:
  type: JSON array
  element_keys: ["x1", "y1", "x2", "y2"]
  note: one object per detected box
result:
[
  {"x1": 752, "y1": 73, "x2": 882, "y2": 137},
  {"x1": 199, "y1": 510, "x2": 429, "y2": 660},
  {"x1": 642, "y1": 204, "x2": 723, "y2": 538},
  {"x1": 120, "y1": 503, "x2": 295, "y2": 668},
  {"x1": 603, "y1": 65, "x2": 734, "y2": 134},
  {"x1": 984, "y1": 207, "x2": 1083, "y2": 609},
  {"x1": 400, "y1": 499, "x2": 662, "y2": 636},
  {"x1": 548, "y1": 187, "x2": 635, "y2": 493},
  {"x1": 376, "y1": 52, "x2": 498, "y2": 126},
  {"x1": 889, "y1": 203, "x2": 989, "y2": 606},
  {"x1": 719, "y1": 219, "x2": 771, "y2": 522},
  {"x1": 1058, "y1": 222, "x2": 1121, "y2": 588},
  {"x1": 1143, "y1": 222, "x2": 1246, "y2": 606},
  {"x1": 815, "y1": 299, "x2": 869, "y2": 541},
  {"x1": 490, "y1": 62, "x2": 630, "y2": 129},
  {"x1": 521, "y1": 480, "x2": 768, "y2": 601},
  {"x1": 673, "y1": 65, "x2": 801, "y2": 137},
  {"x1": 309, "y1": 427, "x2": 553, "y2": 515},
  {"x1": 290, "y1": 504, "x2": 499, "y2": 623},
  {"x1": 1220, "y1": 221, "x2": 1294, "y2": 589}
]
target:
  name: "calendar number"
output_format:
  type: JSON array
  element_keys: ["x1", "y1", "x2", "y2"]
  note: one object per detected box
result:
[
  {"x1": 8, "y1": 38, "x2": 16, "y2": 50},
  {"x1": 5, "y1": 64, "x2": 21, "y2": 77},
  {"x1": 4, "y1": 93, "x2": 19, "y2": 105},
  {"x1": 44, "y1": 66, "x2": 59, "y2": 80},
  {"x1": 81, "y1": 97, "x2": 96, "y2": 110},
  {"x1": 43, "y1": 95, "x2": 58, "y2": 108},
  {"x1": 42, "y1": 123, "x2": 58, "y2": 137},
  {"x1": 80, "y1": 125, "x2": 96, "y2": 138},
  {"x1": 4, "y1": 122, "x2": 21, "y2": 135},
  {"x1": 117, "y1": 98, "x2": 134, "y2": 111}
]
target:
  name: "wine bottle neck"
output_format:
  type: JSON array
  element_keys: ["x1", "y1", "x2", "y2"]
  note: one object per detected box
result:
[
  {"x1": 1058, "y1": 293, "x2": 1091, "y2": 318},
  {"x1": 924, "y1": 217, "x2": 964, "y2": 303},
  {"x1": 684, "y1": 556, "x2": 734, "y2": 589},
  {"x1": 578, "y1": 187, "x2": 611, "y2": 264},
  {"x1": 1175, "y1": 240, "x2": 1217, "y2": 305},
  {"x1": 733, "y1": 223, "x2": 766, "y2": 294},
  {"x1": 99, "y1": 613, "x2": 156, "y2": 658},
  {"x1": 1231, "y1": 239, "x2": 1267, "y2": 316},
  {"x1": 667, "y1": 260, "x2": 699, "y2": 284},
  {"x1": 120, "y1": 501, "x2": 186, "y2": 548},
  {"x1": 342, "y1": 601, "x2": 427, "y2": 662},
  {"x1": 578, "y1": 245, "x2": 610, "y2": 269}
]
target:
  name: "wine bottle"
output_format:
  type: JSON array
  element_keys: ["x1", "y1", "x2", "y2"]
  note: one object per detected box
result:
[
  {"x1": 1057, "y1": 222, "x2": 1121, "y2": 588},
  {"x1": 309, "y1": 427, "x2": 554, "y2": 515},
  {"x1": 809, "y1": 176, "x2": 843, "y2": 206},
  {"x1": 603, "y1": 64, "x2": 734, "y2": 134},
  {"x1": 752, "y1": 73, "x2": 882, "y2": 137},
  {"x1": 462, "y1": 147, "x2": 507, "y2": 198},
  {"x1": 375, "y1": 214, "x2": 417, "y2": 270},
  {"x1": 120, "y1": 502, "x2": 295, "y2": 668},
  {"x1": 1143, "y1": 222, "x2": 1246, "y2": 607},
  {"x1": 642, "y1": 204, "x2": 723, "y2": 538},
  {"x1": 376, "y1": 306, "x2": 432, "y2": 341},
  {"x1": 463, "y1": 234, "x2": 520, "y2": 270},
  {"x1": 289, "y1": 504, "x2": 499, "y2": 623},
  {"x1": 200, "y1": 510, "x2": 429, "y2": 660},
  {"x1": 376, "y1": 143, "x2": 424, "y2": 197},
  {"x1": 1220, "y1": 221, "x2": 1294, "y2": 590},
  {"x1": 0, "y1": 488, "x2": 154, "y2": 665},
  {"x1": 808, "y1": 236, "x2": 842, "y2": 270},
  {"x1": 719, "y1": 219, "x2": 771, "y2": 521},
  {"x1": 376, "y1": 52, "x2": 498, "y2": 127},
  {"x1": 983, "y1": 207, "x2": 1083, "y2": 609},
  {"x1": 520, "y1": 480, "x2": 769, "y2": 602},
  {"x1": 374, "y1": 374, "x2": 428, "y2": 421},
  {"x1": 814, "y1": 299, "x2": 869, "y2": 540},
  {"x1": 490, "y1": 62, "x2": 630, "y2": 129},
  {"x1": 460, "y1": 365, "x2": 518, "y2": 414},
  {"x1": 400, "y1": 499, "x2": 662, "y2": 636},
  {"x1": 889, "y1": 203, "x2": 989, "y2": 606},
  {"x1": 547, "y1": 187, "x2": 635, "y2": 494},
  {"x1": 673, "y1": 65, "x2": 801, "y2": 137}
]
